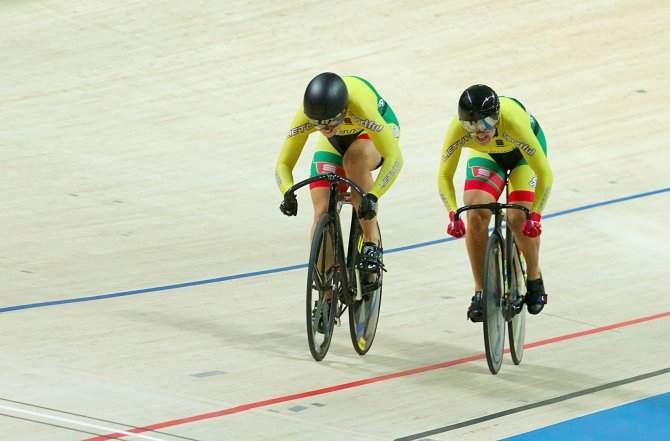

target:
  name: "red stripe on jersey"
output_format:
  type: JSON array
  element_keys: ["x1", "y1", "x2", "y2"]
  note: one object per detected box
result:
[
  {"x1": 465, "y1": 180, "x2": 502, "y2": 199},
  {"x1": 509, "y1": 190, "x2": 535, "y2": 203}
]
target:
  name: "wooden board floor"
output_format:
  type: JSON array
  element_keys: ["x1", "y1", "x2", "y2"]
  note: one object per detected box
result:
[{"x1": 1, "y1": 1, "x2": 669, "y2": 440}]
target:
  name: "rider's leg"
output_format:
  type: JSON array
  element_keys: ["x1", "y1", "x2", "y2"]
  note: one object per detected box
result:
[
  {"x1": 507, "y1": 163, "x2": 542, "y2": 281},
  {"x1": 342, "y1": 137, "x2": 382, "y2": 244},
  {"x1": 462, "y1": 151, "x2": 506, "y2": 322},
  {"x1": 310, "y1": 186, "x2": 330, "y2": 239},
  {"x1": 308, "y1": 145, "x2": 345, "y2": 302},
  {"x1": 508, "y1": 161, "x2": 547, "y2": 313},
  {"x1": 308, "y1": 139, "x2": 346, "y2": 240},
  {"x1": 462, "y1": 150, "x2": 506, "y2": 291},
  {"x1": 507, "y1": 199, "x2": 545, "y2": 313},
  {"x1": 463, "y1": 189, "x2": 495, "y2": 291},
  {"x1": 310, "y1": 186, "x2": 335, "y2": 308},
  {"x1": 505, "y1": 200, "x2": 541, "y2": 281}
]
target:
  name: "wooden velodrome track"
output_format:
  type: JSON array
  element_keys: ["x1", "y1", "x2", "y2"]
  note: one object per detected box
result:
[{"x1": 1, "y1": 1, "x2": 668, "y2": 440}]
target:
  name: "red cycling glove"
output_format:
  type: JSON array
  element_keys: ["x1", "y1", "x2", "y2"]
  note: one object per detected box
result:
[
  {"x1": 447, "y1": 211, "x2": 466, "y2": 238},
  {"x1": 522, "y1": 212, "x2": 542, "y2": 238}
]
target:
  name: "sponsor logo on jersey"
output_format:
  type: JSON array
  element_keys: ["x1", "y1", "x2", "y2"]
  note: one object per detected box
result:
[
  {"x1": 442, "y1": 134, "x2": 470, "y2": 162},
  {"x1": 502, "y1": 132, "x2": 536, "y2": 156},
  {"x1": 378, "y1": 98, "x2": 385, "y2": 108},
  {"x1": 380, "y1": 159, "x2": 401, "y2": 189},
  {"x1": 471, "y1": 166, "x2": 505, "y2": 192},
  {"x1": 391, "y1": 125, "x2": 400, "y2": 138},
  {"x1": 439, "y1": 192, "x2": 453, "y2": 212},
  {"x1": 275, "y1": 171, "x2": 283, "y2": 186},
  {"x1": 474, "y1": 166, "x2": 493, "y2": 179},
  {"x1": 315, "y1": 162, "x2": 345, "y2": 176},
  {"x1": 536, "y1": 184, "x2": 551, "y2": 213},
  {"x1": 351, "y1": 113, "x2": 384, "y2": 132},
  {"x1": 529, "y1": 176, "x2": 537, "y2": 188},
  {"x1": 496, "y1": 139, "x2": 505, "y2": 147},
  {"x1": 336, "y1": 129, "x2": 361, "y2": 136},
  {"x1": 286, "y1": 122, "x2": 313, "y2": 138}
]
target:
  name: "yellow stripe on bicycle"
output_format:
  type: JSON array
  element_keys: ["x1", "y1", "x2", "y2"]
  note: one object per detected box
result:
[
  {"x1": 358, "y1": 337, "x2": 366, "y2": 350},
  {"x1": 357, "y1": 235, "x2": 364, "y2": 253}
]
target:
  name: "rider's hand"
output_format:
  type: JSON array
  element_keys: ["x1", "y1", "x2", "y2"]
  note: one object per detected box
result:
[
  {"x1": 522, "y1": 212, "x2": 542, "y2": 238},
  {"x1": 358, "y1": 193, "x2": 378, "y2": 220},
  {"x1": 279, "y1": 192, "x2": 298, "y2": 216},
  {"x1": 447, "y1": 210, "x2": 466, "y2": 238}
]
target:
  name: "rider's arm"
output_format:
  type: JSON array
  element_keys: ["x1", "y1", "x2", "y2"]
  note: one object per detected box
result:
[
  {"x1": 506, "y1": 115, "x2": 553, "y2": 215},
  {"x1": 351, "y1": 88, "x2": 403, "y2": 199},
  {"x1": 367, "y1": 132, "x2": 403, "y2": 199},
  {"x1": 275, "y1": 105, "x2": 317, "y2": 195},
  {"x1": 437, "y1": 117, "x2": 467, "y2": 213}
]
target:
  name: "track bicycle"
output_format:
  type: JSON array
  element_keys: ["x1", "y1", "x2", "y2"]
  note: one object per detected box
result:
[
  {"x1": 454, "y1": 194, "x2": 530, "y2": 374},
  {"x1": 284, "y1": 173, "x2": 384, "y2": 361}
]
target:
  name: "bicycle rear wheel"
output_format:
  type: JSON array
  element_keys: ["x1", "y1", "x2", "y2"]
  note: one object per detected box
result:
[
  {"x1": 306, "y1": 214, "x2": 339, "y2": 361},
  {"x1": 348, "y1": 220, "x2": 383, "y2": 355},
  {"x1": 483, "y1": 233, "x2": 505, "y2": 374},
  {"x1": 507, "y1": 229, "x2": 527, "y2": 365}
]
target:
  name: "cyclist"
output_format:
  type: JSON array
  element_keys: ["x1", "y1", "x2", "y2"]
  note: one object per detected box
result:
[
  {"x1": 437, "y1": 84, "x2": 553, "y2": 321},
  {"x1": 276, "y1": 72, "x2": 403, "y2": 272}
]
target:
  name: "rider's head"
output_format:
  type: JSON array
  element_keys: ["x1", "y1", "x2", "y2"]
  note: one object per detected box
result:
[
  {"x1": 458, "y1": 84, "x2": 500, "y2": 133},
  {"x1": 303, "y1": 72, "x2": 348, "y2": 130}
]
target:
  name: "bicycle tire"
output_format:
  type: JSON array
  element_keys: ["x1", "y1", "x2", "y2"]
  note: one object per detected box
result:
[
  {"x1": 306, "y1": 214, "x2": 339, "y2": 361},
  {"x1": 506, "y1": 229, "x2": 527, "y2": 365},
  {"x1": 348, "y1": 221, "x2": 383, "y2": 355},
  {"x1": 483, "y1": 233, "x2": 505, "y2": 374}
]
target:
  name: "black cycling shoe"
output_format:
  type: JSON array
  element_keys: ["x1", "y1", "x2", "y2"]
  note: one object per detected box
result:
[
  {"x1": 526, "y1": 277, "x2": 547, "y2": 315},
  {"x1": 467, "y1": 291, "x2": 484, "y2": 322},
  {"x1": 358, "y1": 242, "x2": 385, "y2": 273}
]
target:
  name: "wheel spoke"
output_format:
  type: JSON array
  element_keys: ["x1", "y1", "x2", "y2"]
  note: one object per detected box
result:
[
  {"x1": 507, "y1": 233, "x2": 526, "y2": 365},
  {"x1": 483, "y1": 236, "x2": 505, "y2": 374},
  {"x1": 306, "y1": 216, "x2": 337, "y2": 361},
  {"x1": 348, "y1": 220, "x2": 383, "y2": 355}
]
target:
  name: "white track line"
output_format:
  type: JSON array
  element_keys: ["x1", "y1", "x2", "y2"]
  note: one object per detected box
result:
[{"x1": 0, "y1": 404, "x2": 166, "y2": 441}]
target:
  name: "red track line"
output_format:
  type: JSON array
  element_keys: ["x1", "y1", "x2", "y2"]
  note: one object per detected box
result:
[
  {"x1": 83, "y1": 311, "x2": 670, "y2": 441},
  {"x1": 523, "y1": 311, "x2": 670, "y2": 348}
]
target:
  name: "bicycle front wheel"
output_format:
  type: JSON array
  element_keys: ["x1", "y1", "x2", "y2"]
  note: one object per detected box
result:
[
  {"x1": 507, "y1": 229, "x2": 527, "y2": 365},
  {"x1": 348, "y1": 221, "x2": 383, "y2": 355},
  {"x1": 306, "y1": 214, "x2": 339, "y2": 361},
  {"x1": 483, "y1": 233, "x2": 505, "y2": 374}
]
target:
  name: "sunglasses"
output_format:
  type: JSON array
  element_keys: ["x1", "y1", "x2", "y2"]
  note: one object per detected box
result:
[
  {"x1": 308, "y1": 110, "x2": 346, "y2": 130},
  {"x1": 460, "y1": 115, "x2": 499, "y2": 133}
]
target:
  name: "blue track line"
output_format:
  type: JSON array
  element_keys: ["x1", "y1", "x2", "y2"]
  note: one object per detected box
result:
[{"x1": 2, "y1": 187, "x2": 668, "y2": 314}]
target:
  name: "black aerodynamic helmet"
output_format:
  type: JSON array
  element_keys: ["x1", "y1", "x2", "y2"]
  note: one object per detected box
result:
[
  {"x1": 458, "y1": 84, "x2": 500, "y2": 132},
  {"x1": 303, "y1": 72, "x2": 348, "y2": 128}
]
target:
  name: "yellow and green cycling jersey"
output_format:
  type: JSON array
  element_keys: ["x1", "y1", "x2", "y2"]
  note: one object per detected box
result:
[
  {"x1": 438, "y1": 96, "x2": 553, "y2": 215},
  {"x1": 275, "y1": 76, "x2": 403, "y2": 199}
]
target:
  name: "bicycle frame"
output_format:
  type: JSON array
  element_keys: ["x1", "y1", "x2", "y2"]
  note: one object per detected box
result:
[
  {"x1": 454, "y1": 191, "x2": 531, "y2": 374},
  {"x1": 287, "y1": 173, "x2": 364, "y2": 307},
  {"x1": 454, "y1": 201, "x2": 531, "y2": 304}
]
